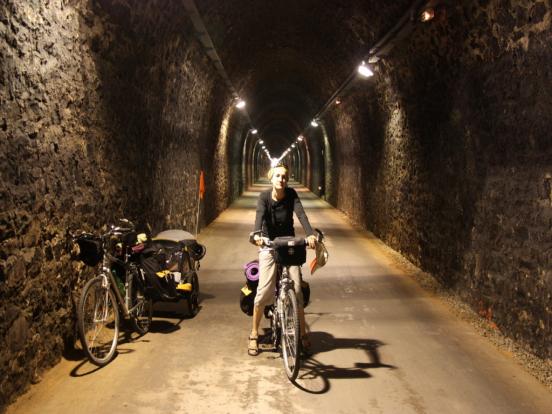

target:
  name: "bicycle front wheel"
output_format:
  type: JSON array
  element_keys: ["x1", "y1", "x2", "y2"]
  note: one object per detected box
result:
[
  {"x1": 280, "y1": 287, "x2": 301, "y2": 381},
  {"x1": 77, "y1": 276, "x2": 119, "y2": 366}
]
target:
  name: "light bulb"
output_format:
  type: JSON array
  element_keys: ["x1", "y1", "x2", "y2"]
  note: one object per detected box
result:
[{"x1": 357, "y1": 61, "x2": 374, "y2": 78}]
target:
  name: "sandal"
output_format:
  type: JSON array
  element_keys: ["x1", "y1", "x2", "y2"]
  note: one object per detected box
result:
[{"x1": 248, "y1": 336, "x2": 259, "y2": 356}]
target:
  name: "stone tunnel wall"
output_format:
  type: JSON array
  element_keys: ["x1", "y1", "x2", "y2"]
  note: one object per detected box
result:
[
  {"x1": 0, "y1": 0, "x2": 235, "y2": 408},
  {"x1": 333, "y1": 0, "x2": 552, "y2": 358}
]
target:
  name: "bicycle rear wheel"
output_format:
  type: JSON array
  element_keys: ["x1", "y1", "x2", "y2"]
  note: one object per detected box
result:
[
  {"x1": 280, "y1": 287, "x2": 301, "y2": 381},
  {"x1": 78, "y1": 276, "x2": 119, "y2": 366}
]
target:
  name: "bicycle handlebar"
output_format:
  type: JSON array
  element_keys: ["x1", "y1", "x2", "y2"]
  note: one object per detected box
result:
[
  {"x1": 249, "y1": 229, "x2": 324, "y2": 248},
  {"x1": 68, "y1": 219, "x2": 136, "y2": 242}
]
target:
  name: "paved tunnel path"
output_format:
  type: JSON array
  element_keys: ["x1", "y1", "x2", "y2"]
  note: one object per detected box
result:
[{"x1": 8, "y1": 185, "x2": 552, "y2": 414}]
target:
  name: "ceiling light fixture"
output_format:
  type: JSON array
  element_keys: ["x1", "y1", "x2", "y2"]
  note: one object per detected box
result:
[
  {"x1": 335, "y1": 98, "x2": 341, "y2": 105},
  {"x1": 251, "y1": 128, "x2": 258, "y2": 134},
  {"x1": 297, "y1": 135, "x2": 303, "y2": 141},
  {"x1": 311, "y1": 119, "x2": 319, "y2": 127}
]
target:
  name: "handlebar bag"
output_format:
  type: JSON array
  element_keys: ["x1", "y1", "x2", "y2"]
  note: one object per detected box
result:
[
  {"x1": 76, "y1": 235, "x2": 103, "y2": 267},
  {"x1": 272, "y1": 237, "x2": 306, "y2": 266}
]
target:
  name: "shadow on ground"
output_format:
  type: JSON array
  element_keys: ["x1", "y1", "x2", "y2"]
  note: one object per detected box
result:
[{"x1": 294, "y1": 331, "x2": 396, "y2": 394}]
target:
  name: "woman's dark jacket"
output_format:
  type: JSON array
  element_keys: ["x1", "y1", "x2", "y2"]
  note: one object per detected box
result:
[{"x1": 254, "y1": 187, "x2": 314, "y2": 240}]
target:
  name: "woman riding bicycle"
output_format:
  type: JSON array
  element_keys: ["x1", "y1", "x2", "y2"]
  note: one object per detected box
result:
[{"x1": 248, "y1": 163, "x2": 317, "y2": 356}]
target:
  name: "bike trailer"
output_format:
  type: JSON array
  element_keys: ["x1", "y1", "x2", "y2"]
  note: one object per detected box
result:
[{"x1": 143, "y1": 230, "x2": 205, "y2": 311}]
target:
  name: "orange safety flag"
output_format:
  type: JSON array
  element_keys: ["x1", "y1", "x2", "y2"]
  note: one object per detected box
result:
[{"x1": 199, "y1": 170, "x2": 205, "y2": 200}]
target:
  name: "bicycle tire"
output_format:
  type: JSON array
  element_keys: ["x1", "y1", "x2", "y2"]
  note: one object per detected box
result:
[
  {"x1": 281, "y1": 287, "x2": 301, "y2": 381},
  {"x1": 185, "y1": 272, "x2": 200, "y2": 317},
  {"x1": 77, "y1": 276, "x2": 119, "y2": 366},
  {"x1": 129, "y1": 269, "x2": 153, "y2": 335}
]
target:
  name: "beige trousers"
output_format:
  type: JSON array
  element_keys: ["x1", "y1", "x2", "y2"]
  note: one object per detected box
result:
[{"x1": 254, "y1": 249, "x2": 303, "y2": 307}]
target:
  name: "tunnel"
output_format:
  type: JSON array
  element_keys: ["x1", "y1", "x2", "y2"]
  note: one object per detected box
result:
[{"x1": 1, "y1": 0, "x2": 551, "y2": 409}]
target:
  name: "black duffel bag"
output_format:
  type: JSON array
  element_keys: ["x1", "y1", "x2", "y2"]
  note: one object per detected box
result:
[{"x1": 140, "y1": 246, "x2": 178, "y2": 301}]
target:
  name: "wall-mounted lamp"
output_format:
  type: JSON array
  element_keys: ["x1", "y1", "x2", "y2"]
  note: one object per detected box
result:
[
  {"x1": 311, "y1": 119, "x2": 319, "y2": 127},
  {"x1": 297, "y1": 135, "x2": 304, "y2": 141},
  {"x1": 251, "y1": 128, "x2": 258, "y2": 134},
  {"x1": 235, "y1": 99, "x2": 246, "y2": 109},
  {"x1": 420, "y1": 8, "x2": 435, "y2": 22},
  {"x1": 357, "y1": 61, "x2": 374, "y2": 78},
  {"x1": 259, "y1": 139, "x2": 264, "y2": 144},
  {"x1": 335, "y1": 98, "x2": 341, "y2": 105},
  {"x1": 291, "y1": 144, "x2": 295, "y2": 148}
]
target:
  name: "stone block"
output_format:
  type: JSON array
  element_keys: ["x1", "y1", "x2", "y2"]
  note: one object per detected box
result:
[{"x1": 7, "y1": 314, "x2": 29, "y2": 353}]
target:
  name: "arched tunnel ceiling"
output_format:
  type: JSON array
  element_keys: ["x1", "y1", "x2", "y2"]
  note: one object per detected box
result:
[{"x1": 195, "y1": 0, "x2": 413, "y2": 152}]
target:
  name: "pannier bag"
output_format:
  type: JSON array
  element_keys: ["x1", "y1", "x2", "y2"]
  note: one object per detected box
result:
[
  {"x1": 240, "y1": 259, "x2": 260, "y2": 316},
  {"x1": 239, "y1": 258, "x2": 311, "y2": 314},
  {"x1": 240, "y1": 284, "x2": 256, "y2": 316},
  {"x1": 76, "y1": 234, "x2": 103, "y2": 267}
]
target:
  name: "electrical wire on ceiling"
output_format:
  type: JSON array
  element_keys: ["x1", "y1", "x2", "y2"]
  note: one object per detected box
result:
[{"x1": 279, "y1": 0, "x2": 446, "y2": 161}]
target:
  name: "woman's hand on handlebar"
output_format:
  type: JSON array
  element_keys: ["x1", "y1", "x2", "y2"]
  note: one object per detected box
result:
[
  {"x1": 253, "y1": 234, "x2": 263, "y2": 247},
  {"x1": 306, "y1": 234, "x2": 317, "y2": 249},
  {"x1": 250, "y1": 231, "x2": 268, "y2": 247}
]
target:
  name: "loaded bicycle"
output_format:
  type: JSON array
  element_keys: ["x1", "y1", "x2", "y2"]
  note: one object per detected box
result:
[
  {"x1": 249, "y1": 229, "x2": 325, "y2": 382},
  {"x1": 71, "y1": 219, "x2": 153, "y2": 366}
]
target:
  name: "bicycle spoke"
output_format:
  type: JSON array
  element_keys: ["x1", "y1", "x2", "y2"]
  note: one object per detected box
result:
[
  {"x1": 78, "y1": 277, "x2": 119, "y2": 366},
  {"x1": 280, "y1": 288, "x2": 300, "y2": 381}
]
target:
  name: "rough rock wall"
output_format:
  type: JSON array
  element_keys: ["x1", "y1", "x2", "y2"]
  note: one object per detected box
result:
[
  {"x1": 0, "y1": 2, "x2": 133, "y2": 407},
  {"x1": 0, "y1": 0, "x2": 231, "y2": 408},
  {"x1": 333, "y1": 0, "x2": 552, "y2": 357}
]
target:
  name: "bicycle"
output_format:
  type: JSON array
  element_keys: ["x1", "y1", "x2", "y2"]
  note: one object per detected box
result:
[
  {"x1": 249, "y1": 229, "x2": 324, "y2": 382},
  {"x1": 71, "y1": 219, "x2": 153, "y2": 366}
]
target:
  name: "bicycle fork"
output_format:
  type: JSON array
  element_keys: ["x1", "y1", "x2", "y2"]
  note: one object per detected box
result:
[
  {"x1": 273, "y1": 270, "x2": 295, "y2": 348},
  {"x1": 94, "y1": 273, "x2": 111, "y2": 324}
]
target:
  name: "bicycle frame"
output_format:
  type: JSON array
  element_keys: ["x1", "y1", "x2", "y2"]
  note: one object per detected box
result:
[
  {"x1": 99, "y1": 249, "x2": 145, "y2": 319},
  {"x1": 74, "y1": 220, "x2": 153, "y2": 366},
  {"x1": 87, "y1": 224, "x2": 146, "y2": 320}
]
